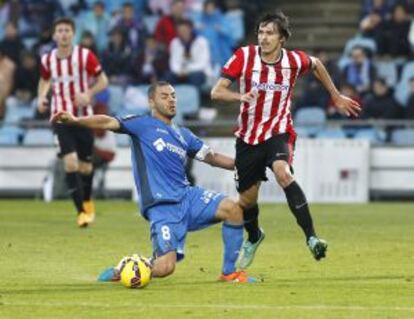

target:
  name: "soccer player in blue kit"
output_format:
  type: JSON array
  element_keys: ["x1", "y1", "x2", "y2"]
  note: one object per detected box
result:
[{"x1": 51, "y1": 81, "x2": 255, "y2": 283}]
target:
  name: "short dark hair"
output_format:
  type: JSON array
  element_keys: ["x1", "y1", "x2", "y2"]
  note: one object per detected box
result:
[
  {"x1": 148, "y1": 81, "x2": 173, "y2": 98},
  {"x1": 176, "y1": 19, "x2": 193, "y2": 29},
  {"x1": 52, "y1": 17, "x2": 76, "y2": 33},
  {"x1": 256, "y1": 12, "x2": 291, "y2": 42}
]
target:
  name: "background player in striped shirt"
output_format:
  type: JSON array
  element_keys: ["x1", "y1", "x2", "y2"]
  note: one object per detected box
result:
[
  {"x1": 211, "y1": 12, "x2": 361, "y2": 267},
  {"x1": 37, "y1": 17, "x2": 108, "y2": 227}
]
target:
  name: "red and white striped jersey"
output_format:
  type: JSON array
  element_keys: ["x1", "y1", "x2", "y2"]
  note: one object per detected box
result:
[
  {"x1": 222, "y1": 45, "x2": 312, "y2": 145},
  {"x1": 40, "y1": 45, "x2": 102, "y2": 117}
]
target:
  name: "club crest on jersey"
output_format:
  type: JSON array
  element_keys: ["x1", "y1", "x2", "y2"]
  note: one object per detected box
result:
[
  {"x1": 153, "y1": 138, "x2": 186, "y2": 159},
  {"x1": 252, "y1": 80, "x2": 289, "y2": 92}
]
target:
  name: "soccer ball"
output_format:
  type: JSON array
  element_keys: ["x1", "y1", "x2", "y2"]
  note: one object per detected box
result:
[{"x1": 120, "y1": 256, "x2": 152, "y2": 289}]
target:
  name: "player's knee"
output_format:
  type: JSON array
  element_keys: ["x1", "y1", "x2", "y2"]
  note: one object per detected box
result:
[
  {"x1": 63, "y1": 157, "x2": 79, "y2": 172},
  {"x1": 225, "y1": 200, "x2": 243, "y2": 224},
  {"x1": 78, "y1": 162, "x2": 93, "y2": 175},
  {"x1": 156, "y1": 260, "x2": 175, "y2": 277},
  {"x1": 273, "y1": 162, "x2": 293, "y2": 188}
]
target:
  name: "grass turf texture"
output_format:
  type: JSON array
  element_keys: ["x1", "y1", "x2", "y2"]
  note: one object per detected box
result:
[{"x1": 0, "y1": 200, "x2": 413, "y2": 319}]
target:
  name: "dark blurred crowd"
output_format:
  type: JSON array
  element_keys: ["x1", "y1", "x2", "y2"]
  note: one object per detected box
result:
[
  {"x1": 297, "y1": 0, "x2": 414, "y2": 121},
  {"x1": 0, "y1": 0, "x2": 262, "y2": 120}
]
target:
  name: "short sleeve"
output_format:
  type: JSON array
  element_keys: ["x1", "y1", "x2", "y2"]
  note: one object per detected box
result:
[
  {"x1": 113, "y1": 114, "x2": 143, "y2": 135},
  {"x1": 86, "y1": 50, "x2": 103, "y2": 77},
  {"x1": 40, "y1": 54, "x2": 51, "y2": 80},
  {"x1": 182, "y1": 128, "x2": 209, "y2": 159},
  {"x1": 221, "y1": 47, "x2": 244, "y2": 81},
  {"x1": 295, "y1": 50, "x2": 313, "y2": 76}
]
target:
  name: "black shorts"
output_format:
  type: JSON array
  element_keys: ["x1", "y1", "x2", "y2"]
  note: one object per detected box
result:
[
  {"x1": 235, "y1": 133, "x2": 296, "y2": 193},
  {"x1": 53, "y1": 123, "x2": 94, "y2": 162}
]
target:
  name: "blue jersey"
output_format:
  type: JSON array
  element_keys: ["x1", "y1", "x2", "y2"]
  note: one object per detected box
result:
[{"x1": 116, "y1": 115, "x2": 208, "y2": 217}]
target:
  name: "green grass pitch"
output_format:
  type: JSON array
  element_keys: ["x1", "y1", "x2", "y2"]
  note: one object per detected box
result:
[{"x1": 0, "y1": 200, "x2": 413, "y2": 319}]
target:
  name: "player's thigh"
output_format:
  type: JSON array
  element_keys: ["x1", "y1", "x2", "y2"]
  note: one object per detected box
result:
[
  {"x1": 75, "y1": 126, "x2": 94, "y2": 164},
  {"x1": 235, "y1": 138, "x2": 267, "y2": 194},
  {"x1": 214, "y1": 197, "x2": 243, "y2": 224},
  {"x1": 265, "y1": 133, "x2": 296, "y2": 171},
  {"x1": 186, "y1": 187, "x2": 226, "y2": 231}
]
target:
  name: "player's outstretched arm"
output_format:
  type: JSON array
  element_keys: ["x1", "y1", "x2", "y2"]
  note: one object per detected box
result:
[
  {"x1": 50, "y1": 111, "x2": 120, "y2": 131},
  {"x1": 311, "y1": 57, "x2": 361, "y2": 117},
  {"x1": 211, "y1": 78, "x2": 257, "y2": 103},
  {"x1": 203, "y1": 152, "x2": 235, "y2": 171}
]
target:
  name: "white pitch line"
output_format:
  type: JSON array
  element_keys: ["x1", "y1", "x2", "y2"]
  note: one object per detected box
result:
[{"x1": 3, "y1": 302, "x2": 414, "y2": 312}]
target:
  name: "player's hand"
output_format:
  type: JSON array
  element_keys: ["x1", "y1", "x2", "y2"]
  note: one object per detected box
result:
[
  {"x1": 75, "y1": 92, "x2": 91, "y2": 108},
  {"x1": 50, "y1": 111, "x2": 77, "y2": 124},
  {"x1": 37, "y1": 96, "x2": 49, "y2": 113},
  {"x1": 332, "y1": 94, "x2": 361, "y2": 117},
  {"x1": 240, "y1": 90, "x2": 258, "y2": 103}
]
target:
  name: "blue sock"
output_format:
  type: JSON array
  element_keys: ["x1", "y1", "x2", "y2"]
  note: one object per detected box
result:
[{"x1": 222, "y1": 223, "x2": 243, "y2": 275}]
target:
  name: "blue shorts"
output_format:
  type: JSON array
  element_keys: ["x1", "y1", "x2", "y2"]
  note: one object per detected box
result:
[{"x1": 147, "y1": 186, "x2": 225, "y2": 261}]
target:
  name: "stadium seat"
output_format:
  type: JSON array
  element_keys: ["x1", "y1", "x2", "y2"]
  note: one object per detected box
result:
[
  {"x1": 316, "y1": 128, "x2": 347, "y2": 139},
  {"x1": 116, "y1": 133, "x2": 130, "y2": 147},
  {"x1": 394, "y1": 62, "x2": 414, "y2": 106},
  {"x1": 295, "y1": 126, "x2": 311, "y2": 138},
  {"x1": 143, "y1": 15, "x2": 160, "y2": 34},
  {"x1": 108, "y1": 85, "x2": 125, "y2": 114},
  {"x1": 294, "y1": 107, "x2": 326, "y2": 136},
  {"x1": 354, "y1": 128, "x2": 386, "y2": 145},
  {"x1": 391, "y1": 129, "x2": 414, "y2": 145},
  {"x1": 0, "y1": 126, "x2": 24, "y2": 145},
  {"x1": 4, "y1": 104, "x2": 34, "y2": 125},
  {"x1": 175, "y1": 85, "x2": 200, "y2": 124},
  {"x1": 225, "y1": 9, "x2": 245, "y2": 44},
  {"x1": 23, "y1": 129, "x2": 55, "y2": 146},
  {"x1": 375, "y1": 61, "x2": 398, "y2": 88}
]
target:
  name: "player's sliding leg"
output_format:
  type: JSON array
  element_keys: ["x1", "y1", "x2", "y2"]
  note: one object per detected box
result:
[
  {"x1": 79, "y1": 160, "x2": 95, "y2": 223},
  {"x1": 215, "y1": 198, "x2": 256, "y2": 283},
  {"x1": 63, "y1": 153, "x2": 89, "y2": 227},
  {"x1": 272, "y1": 160, "x2": 328, "y2": 260},
  {"x1": 237, "y1": 184, "x2": 265, "y2": 269}
]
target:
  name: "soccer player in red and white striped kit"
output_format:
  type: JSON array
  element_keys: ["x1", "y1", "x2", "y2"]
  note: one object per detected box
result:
[
  {"x1": 37, "y1": 17, "x2": 108, "y2": 227},
  {"x1": 211, "y1": 12, "x2": 361, "y2": 267}
]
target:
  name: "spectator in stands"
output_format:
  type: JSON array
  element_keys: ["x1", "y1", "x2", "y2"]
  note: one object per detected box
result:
[
  {"x1": 327, "y1": 83, "x2": 362, "y2": 119},
  {"x1": 379, "y1": 3, "x2": 411, "y2": 57},
  {"x1": 154, "y1": 0, "x2": 186, "y2": 49},
  {"x1": 167, "y1": 19, "x2": 211, "y2": 88},
  {"x1": 0, "y1": 45, "x2": 16, "y2": 119},
  {"x1": 18, "y1": 0, "x2": 64, "y2": 37},
  {"x1": 361, "y1": 78, "x2": 401, "y2": 119},
  {"x1": 404, "y1": 77, "x2": 414, "y2": 118},
  {"x1": 0, "y1": 23, "x2": 25, "y2": 64},
  {"x1": 102, "y1": 27, "x2": 133, "y2": 86},
  {"x1": 131, "y1": 35, "x2": 169, "y2": 83},
  {"x1": 149, "y1": 0, "x2": 173, "y2": 15},
  {"x1": 112, "y1": 2, "x2": 146, "y2": 52},
  {"x1": 341, "y1": 46, "x2": 376, "y2": 96},
  {"x1": 193, "y1": 0, "x2": 234, "y2": 72},
  {"x1": 76, "y1": 1, "x2": 111, "y2": 53},
  {"x1": 80, "y1": 30, "x2": 98, "y2": 55},
  {"x1": 298, "y1": 48, "x2": 340, "y2": 110},
  {"x1": 33, "y1": 27, "x2": 54, "y2": 57},
  {"x1": 6, "y1": 51, "x2": 39, "y2": 110},
  {"x1": 361, "y1": 0, "x2": 394, "y2": 20},
  {"x1": 224, "y1": 0, "x2": 245, "y2": 46}
]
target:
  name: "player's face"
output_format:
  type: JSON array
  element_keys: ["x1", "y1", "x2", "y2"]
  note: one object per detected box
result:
[
  {"x1": 150, "y1": 85, "x2": 177, "y2": 119},
  {"x1": 257, "y1": 22, "x2": 284, "y2": 54},
  {"x1": 53, "y1": 24, "x2": 74, "y2": 48}
]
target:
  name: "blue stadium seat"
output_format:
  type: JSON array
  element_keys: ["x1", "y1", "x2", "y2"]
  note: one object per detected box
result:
[
  {"x1": 0, "y1": 126, "x2": 24, "y2": 145},
  {"x1": 116, "y1": 133, "x2": 130, "y2": 147},
  {"x1": 4, "y1": 104, "x2": 34, "y2": 125},
  {"x1": 354, "y1": 128, "x2": 386, "y2": 145},
  {"x1": 294, "y1": 107, "x2": 326, "y2": 136},
  {"x1": 143, "y1": 15, "x2": 160, "y2": 34},
  {"x1": 108, "y1": 85, "x2": 125, "y2": 114},
  {"x1": 175, "y1": 85, "x2": 200, "y2": 124},
  {"x1": 391, "y1": 129, "x2": 414, "y2": 145},
  {"x1": 316, "y1": 128, "x2": 347, "y2": 139},
  {"x1": 23, "y1": 129, "x2": 55, "y2": 146},
  {"x1": 295, "y1": 126, "x2": 311, "y2": 138},
  {"x1": 394, "y1": 62, "x2": 414, "y2": 106},
  {"x1": 375, "y1": 61, "x2": 398, "y2": 88}
]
